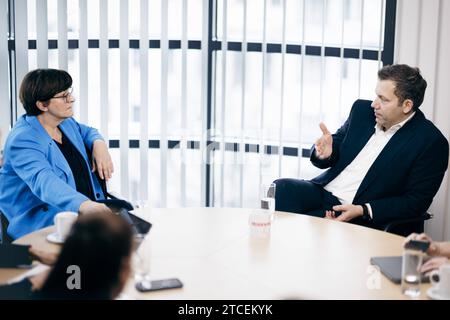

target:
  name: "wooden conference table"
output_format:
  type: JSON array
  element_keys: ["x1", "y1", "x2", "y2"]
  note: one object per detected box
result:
[{"x1": 1, "y1": 207, "x2": 432, "y2": 299}]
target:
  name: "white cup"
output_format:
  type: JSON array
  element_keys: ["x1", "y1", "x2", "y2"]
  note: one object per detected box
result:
[
  {"x1": 429, "y1": 264, "x2": 450, "y2": 299},
  {"x1": 249, "y1": 209, "x2": 272, "y2": 238},
  {"x1": 54, "y1": 211, "x2": 78, "y2": 240}
]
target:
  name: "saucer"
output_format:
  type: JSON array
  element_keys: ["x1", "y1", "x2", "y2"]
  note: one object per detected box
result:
[
  {"x1": 427, "y1": 287, "x2": 450, "y2": 300},
  {"x1": 46, "y1": 232, "x2": 65, "y2": 244}
]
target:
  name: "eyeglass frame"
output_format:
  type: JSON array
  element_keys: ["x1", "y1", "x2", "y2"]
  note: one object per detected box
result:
[{"x1": 50, "y1": 87, "x2": 73, "y2": 103}]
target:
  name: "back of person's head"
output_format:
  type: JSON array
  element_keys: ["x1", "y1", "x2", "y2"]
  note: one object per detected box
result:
[
  {"x1": 40, "y1": 212, "x2": 134, "y2": 299},
  {"x1": 378, "y1": 64, "x2": 427, "y2": 111},
  {"x1": 19, "y1": 68, "x2": 72, "y2": 116}
]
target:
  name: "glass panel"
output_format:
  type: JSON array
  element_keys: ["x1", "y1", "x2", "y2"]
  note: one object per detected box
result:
[{"x1": 217, "y1": 0, "x2": 385, "y2": 48}]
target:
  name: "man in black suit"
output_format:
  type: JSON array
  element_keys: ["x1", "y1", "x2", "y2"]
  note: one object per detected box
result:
[{"x1": 274, "y1": 64, "x2": 449, "y2": 232}]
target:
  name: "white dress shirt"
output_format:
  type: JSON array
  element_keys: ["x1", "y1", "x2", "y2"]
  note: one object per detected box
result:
[{"x1": 324, "y1": 112, "x2": 416, "y2": 218}]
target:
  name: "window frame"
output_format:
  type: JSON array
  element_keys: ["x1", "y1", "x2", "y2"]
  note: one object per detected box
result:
[{"x1": 5, "y1": 0, "x2": 397, "y2": 206}]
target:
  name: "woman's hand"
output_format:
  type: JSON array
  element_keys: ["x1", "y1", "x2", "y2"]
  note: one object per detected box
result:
[
  {"x1": 404, "y1": 233, "x2": 440, "y2": 256},
  {"x1": 92, "y1": 140, "x2": 114, "y2": 180},
  {"x1": 421, "y1": 257, "x2": 449, "y2": 274}
]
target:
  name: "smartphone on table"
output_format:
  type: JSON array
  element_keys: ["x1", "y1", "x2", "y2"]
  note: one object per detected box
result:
[
  {"x1": 404, "y1": 239, "x2": 430, "y2": 252},
  {"x1": 135, "y1": 278, "x2": 183, "y2": 292}
]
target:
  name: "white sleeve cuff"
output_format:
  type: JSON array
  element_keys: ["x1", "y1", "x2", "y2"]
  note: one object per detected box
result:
[{"x1": 366, "y1": 203, "x2": 373, "y2": 219}]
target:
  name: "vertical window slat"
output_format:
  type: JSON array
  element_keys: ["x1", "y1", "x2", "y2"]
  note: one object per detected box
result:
[
  {"x1": 0, "y1": 0, "x2": 10, "y2": 148},
  {"x1": 297, "y1": 0, "x2": 306, "y2": 178},
  {"x1": 259, "y1": 0, "x2": 268, "y2": 187},
  {"x1": 278, "y1": 0, "x2": 287, "y2": 177},
  {"x1": 36, "y1": 0, "x2": 48, "y2": 68},
  {"x1": 99, "y1": 0, "x2": 108, "y2": 139},
  {"x1": 358, "y1": 0, "x2": 365, "y2": 98},
  {"x1": 378, "y1": 0, "x2": 385, "y2": 69},
  {"x1": 160, "y1": 0, "x2": 168, "y2": 207},
  {"x1": 200, "y1": 0, "x2": 209, "y2": 206},
  {"x1": 239, "y1": 0, "x2": 247, "y2": 207},
  {"x1": 140, "y1": 0, "x2": 149, "y2": 201},
  {"x1": 220, "y1": 0, "x2": 228, "y2": 207},
  {"x1": 319, "y1": 0, "x2": 327, "y2": 121},
  {"x1": 57, "y1": 0, "x2": 68, "y2": 71},
  {"x1": 338, "y1": 0, "x2": 345, "y2": 121},
  {"x1": 79, "y1": 0, "x2": 88, "y2": 124},
  {"x1": 14, "y1": 0, "x2": 29, "y2": 119},
  {"x1": 120, "y1": 0, "x2": 129, "y2": 197},
  {"x1": 181, "y1": 0, "x2": 188, "y2": 206}
]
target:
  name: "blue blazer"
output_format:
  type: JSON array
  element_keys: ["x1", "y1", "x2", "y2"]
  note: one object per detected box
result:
[
  {"x1": 0, "y1": 115, "x2": 106, "y2": 239},
  {"x1": 310, "y1": 99, "x2": 449, "y2": 228}
]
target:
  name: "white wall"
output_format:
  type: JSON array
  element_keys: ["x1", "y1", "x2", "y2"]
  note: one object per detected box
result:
[{"x1": 395, "y1": 0, "x2": 450, "y2": 241}]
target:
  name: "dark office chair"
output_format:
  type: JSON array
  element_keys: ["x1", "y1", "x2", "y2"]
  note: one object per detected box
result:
[
  {"x1": 382, "y1": 212, "x2": 432, "y2": 237},
  {"x1": 0, "y1": 211, "x2": 12, "y2": 244}
]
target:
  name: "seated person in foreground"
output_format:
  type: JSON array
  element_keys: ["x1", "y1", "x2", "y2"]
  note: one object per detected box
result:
[
  {"x1": 274, "y1": 64, "x2": 449, "y2": 233},
  {"x1": 0, "y1": 69, "x2": 114, "y2": 240},
  {"x1": 0, "y1": 212, "x2": 134, "y2": 300},
  {"x1": 405, "y1": 233, "x2": 450, "y2": 275}
]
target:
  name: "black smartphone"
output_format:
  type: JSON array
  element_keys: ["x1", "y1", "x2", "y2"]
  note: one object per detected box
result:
[
  {"x1": 404, "y1": 239, "x2": 430, "y2": 252},
  {"x1": 135, "y1": 278, "x2": 183, "y2": 292}
]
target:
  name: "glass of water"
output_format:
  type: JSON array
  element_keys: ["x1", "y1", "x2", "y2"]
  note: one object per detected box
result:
[
  {"x1": 133, "y1": 234, "x2": 151, "y2": 284},
  {"x1": 260, "y1": 183, "x2": 276, "y2": 214},
  {"x1": 401, "y1": 248, "x2": 423, "y2": 298}
]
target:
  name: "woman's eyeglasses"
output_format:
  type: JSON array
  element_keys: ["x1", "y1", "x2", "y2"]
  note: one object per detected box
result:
[{"x1": 51, "y1": 87, "x2": 73, "y2": 103}]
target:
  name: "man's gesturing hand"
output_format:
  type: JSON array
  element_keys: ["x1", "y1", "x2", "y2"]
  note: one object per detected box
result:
[{"x1": 315, "y1": 122, "x2": 333, "y2": 159}]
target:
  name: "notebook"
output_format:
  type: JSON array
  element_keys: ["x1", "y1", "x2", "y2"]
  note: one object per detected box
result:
[
  {"x1": 370, "y1": 256, "x2": 430, "y2": 284},
  {"x1": 0, "y1": 244, "x2": 33, "y2": 268}
]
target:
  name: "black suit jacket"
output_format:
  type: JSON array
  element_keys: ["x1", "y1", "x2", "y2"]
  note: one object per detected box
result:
[{"x1": 310, "y1": 99, "x2": 449, "y2": 229}]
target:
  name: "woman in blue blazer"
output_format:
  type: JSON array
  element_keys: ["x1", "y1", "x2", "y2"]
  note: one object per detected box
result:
[{"x1": 0, "y1": 69, "x2": 113, "y2": 239}]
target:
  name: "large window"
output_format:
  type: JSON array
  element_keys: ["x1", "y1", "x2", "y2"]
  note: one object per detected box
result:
[{"x1": 0, "y1": 0, "x2": 396, "y2": 209}]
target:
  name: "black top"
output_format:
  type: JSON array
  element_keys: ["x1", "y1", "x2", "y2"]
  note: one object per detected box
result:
[
  {"x1": 54, "y1": 131, "x2": 95, "y2": 200},
  {"x1": 0, "y1": 278, "x2": 34, "y2": 300}
]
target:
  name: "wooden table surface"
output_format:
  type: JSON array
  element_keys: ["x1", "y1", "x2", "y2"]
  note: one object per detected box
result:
[{"x1": 2, "y1": 207, "x2": 432, "y2": 299}]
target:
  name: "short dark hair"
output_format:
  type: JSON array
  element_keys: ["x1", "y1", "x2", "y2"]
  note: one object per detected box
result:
[
  {"x1": 19, "y1": 69, "x2": 72, "y2": 116},
  {"x1": 378, "y1": 64, "x2": 427, "y2": 111},
  {"x1": 40, "y1": 212, "x2": 134, "y2": 299}
]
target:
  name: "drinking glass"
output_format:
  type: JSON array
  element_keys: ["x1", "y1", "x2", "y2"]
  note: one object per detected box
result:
[
  {"x1": 260, "y1": 183, "x2": 276, "y2": 213},
  {"x1": 401, "y1": 248, "x2": 423, "y2": 298}
]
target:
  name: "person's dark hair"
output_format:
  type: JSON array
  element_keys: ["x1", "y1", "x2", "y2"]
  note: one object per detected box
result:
[
  {"x1": 40, "y1": 212, "x2": 134, "y2": 300},
  {"x1": 378, "y1": 64, "x2": 427, "y2": 111},
  {"x1": 19, "y1": 68, "x2": 72, "y2": 116}
]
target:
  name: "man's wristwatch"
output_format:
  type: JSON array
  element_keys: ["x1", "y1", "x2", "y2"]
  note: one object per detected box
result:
[{"x1": 362, "y1": 204, "x2": 371, "y2": 221}]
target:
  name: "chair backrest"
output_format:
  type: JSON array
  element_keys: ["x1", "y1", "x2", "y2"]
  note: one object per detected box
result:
[
  {"x1": 0, "y1": 211, "x2": 12, "y2": 244},
  {"x1": 384, "y1": 213, "x2": 432, "y2": 237}
]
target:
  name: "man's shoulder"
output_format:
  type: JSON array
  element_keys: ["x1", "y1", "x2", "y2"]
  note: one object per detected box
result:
[
  {"x1": 346, "y1": 99, "x2": 374, "y2": 122},
  {"x1": 351, "y1": 99, "x2": 373, "y2": 113},
  {"x1": 418, "y1": 114, "x2": 449, "y2": 146}
]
